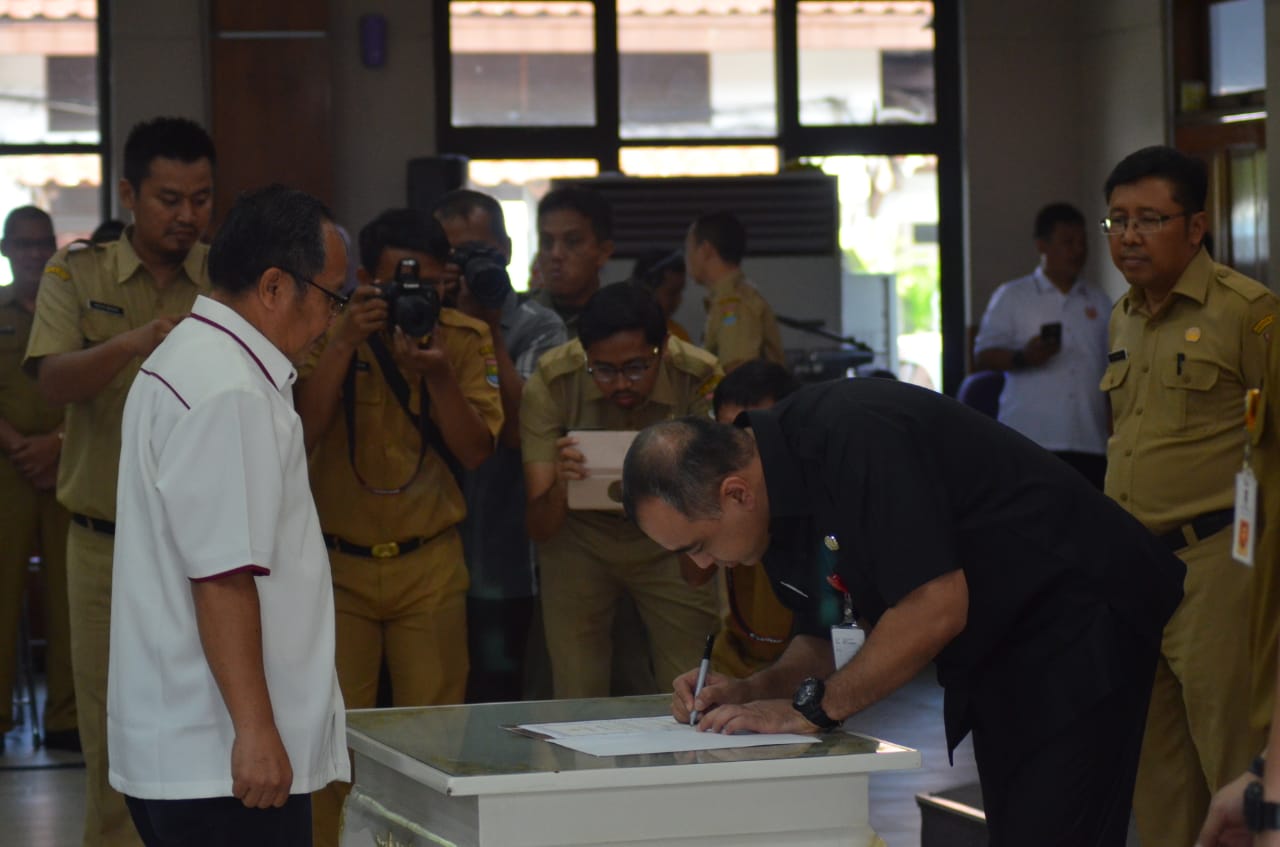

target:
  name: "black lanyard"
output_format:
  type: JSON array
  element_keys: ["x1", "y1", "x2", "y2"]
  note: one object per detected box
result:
[{"x1": 341, "y1": 334, "x2": 453, "y2": 495}]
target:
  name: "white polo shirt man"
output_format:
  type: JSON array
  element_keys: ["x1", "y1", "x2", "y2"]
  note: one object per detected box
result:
[
  {"x1": 108, "y1": 295, "x2": 348, "y2": 798},
  {"x1": 974, "y1": 267, "x2": 1113, "y2": 456}
]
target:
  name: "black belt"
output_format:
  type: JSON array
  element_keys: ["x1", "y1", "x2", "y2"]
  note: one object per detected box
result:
[
  {"x1": 322, "y1": 530, "x2": 445, "y2": 560},
  {"x1": 1158, "y1": 509, "x2": 1234, "y2": 553},
  {"x1": 71, "y1": 513, "x2": 115, "y2": 536}
]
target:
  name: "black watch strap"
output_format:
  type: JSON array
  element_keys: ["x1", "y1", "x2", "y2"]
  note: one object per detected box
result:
[
  {"x1": 1010, "y1": 350, "x2": 1028, "y2": 370},
  {"x1": 792, "y1": 677, "x2": 840, "y2": 731},
  {"x1": 1252, "y1": 755, "x2": 1267, "y2": 778},
  {"x1": 1245, "y1": 781, "x2": 1280, "y2": 832}
]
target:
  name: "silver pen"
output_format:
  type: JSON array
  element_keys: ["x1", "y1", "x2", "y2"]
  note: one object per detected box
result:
[{"x1": 688, "y1": 634, "x2": 715, "y2": 726}]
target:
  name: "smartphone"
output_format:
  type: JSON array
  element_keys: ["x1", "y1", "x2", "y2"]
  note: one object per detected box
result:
[{"x1": 1040, "y1": 322, "x2": 1062, "y2": 345}]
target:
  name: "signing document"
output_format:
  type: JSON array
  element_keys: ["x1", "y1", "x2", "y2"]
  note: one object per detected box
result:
[{"x1": 513, "y1": 715, "x2": 820, "y2": 757}]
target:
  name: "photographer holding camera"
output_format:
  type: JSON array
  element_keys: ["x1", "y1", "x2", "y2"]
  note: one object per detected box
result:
[
  {"x1": 435, "y1": 190, "x2": 568, "y2": 703},
  {"x1": 296, "y1": 208, "x2": 502, "y2": 847}
]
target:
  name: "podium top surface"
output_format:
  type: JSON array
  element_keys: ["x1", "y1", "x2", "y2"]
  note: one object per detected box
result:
[{"x1": 345, "y1": 694, "x2": 919, "y2": 796}]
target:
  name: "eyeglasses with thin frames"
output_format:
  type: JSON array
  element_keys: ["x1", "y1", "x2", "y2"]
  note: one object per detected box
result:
[
  {"x1": 586, "y1": 347, "x2": 661, "y2": 384},
  {"x1": 285, "y1": 269, "x2": 348, "y2": 316},
  {"x1": 1100, "y1": 212, "x2": 1189, "y2": 237}
]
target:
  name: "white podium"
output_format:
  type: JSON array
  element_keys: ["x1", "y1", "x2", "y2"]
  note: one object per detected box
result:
[{"x1": 341, "y1": 695, "x2": 919, "y2": 847}]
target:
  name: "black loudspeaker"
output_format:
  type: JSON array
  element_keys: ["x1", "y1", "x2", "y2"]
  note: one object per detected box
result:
[{"x1": 406, "y1": 155, "x2": 469, "y2": 213}]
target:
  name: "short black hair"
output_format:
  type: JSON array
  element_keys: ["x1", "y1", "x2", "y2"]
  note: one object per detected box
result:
[
  {"x1": 712, "y1": 360, "x2": 799, "y2": 417},
  {"x1": 691, "y1": 211, "x2": 747, "y2": 265},
  {"x1": 578, "y1": 282, "x2": 667, "y2": 350},
  {"x1": 621, "y1": 417, "x2": 755, "y2": 520},
  {"x1": 122, "y1": 117, "x2": 216, "y2": 191},
  {"x1": 358, "y1": 208, "x2": 452, "y2": 274},
  {"x1": 538, "y1": 185, "x2": 613, "y2": 242},
  {"x1": 208, "y1": 185, "x2": 332, "y2": 297},
  {"x1": 434, "y1": 189, "x2": 510, "y2": 245},
  {"x1": 1033, "y1": 203, "x2": 1085, "y2": 241},
  {"x1": 90, "y1": 219, "x2": 126, "y2": 244},
  {"x1": 1104, "y1": 146, "x2": 1208, "y2": 214},
  {"x1": 631, "y1": 249, "x2": 683, "y2": 290},
  {"x1": 2, "y1": 205, "x2": 53, "y2": 240}
]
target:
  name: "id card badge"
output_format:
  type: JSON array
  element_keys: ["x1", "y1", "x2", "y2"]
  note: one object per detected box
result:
[
  {"x1": 831, "y1": 624, "x2": 865, "y2": 670},
  {"x1": 1233, "y1": 466, "x2": 1258, "y2": 566}
]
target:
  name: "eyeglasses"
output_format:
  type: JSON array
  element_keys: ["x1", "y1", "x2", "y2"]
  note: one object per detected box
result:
[
  {"x1": 586, "y1": 348, "x2": 660, "y2": 384},
  {"x1": 285, "y1": 269, "x2": 348, "y2": 316},
  {"x1": 1100, "y1": 212, "x2": 1189, "y2": 237}
]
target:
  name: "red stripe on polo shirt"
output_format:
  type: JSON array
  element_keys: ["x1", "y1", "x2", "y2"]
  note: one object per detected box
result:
[
  {"x1": 189, "y1": 565, "x2": 271, "y2": 583},
  {"x1": 139, "y1": 367, "x2": 191, "y2": 410}
]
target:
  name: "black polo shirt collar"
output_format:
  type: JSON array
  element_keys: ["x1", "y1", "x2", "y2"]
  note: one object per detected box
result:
[{"x1": 740, "y1": 408, "x2": 811, "y2": 519}]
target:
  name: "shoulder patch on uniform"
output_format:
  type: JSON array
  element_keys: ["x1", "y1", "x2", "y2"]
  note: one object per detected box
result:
[
  {"x1": 44, "y1": 264, "x2": 70, "y2": 281},
  {"x1": 721, "y1": 313, "x2": 738, "y2": 326},
  {"x1": 1217, "y1": 270, "x2": 1273, "y2": 302},
  {"x1": 1253, "y1": 315, "x2": 1275, "y2": 336}
]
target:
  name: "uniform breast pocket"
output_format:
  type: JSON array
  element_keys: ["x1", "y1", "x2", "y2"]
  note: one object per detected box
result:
[
  {"x1": 1098, "y1": 357, "x2": 1131, "y2": 424},
  {"x1": 1161, "y1": 358, "x2": 1231, "y2": 434},
  {"x1": 78, "y1": 309, "x2": 128, "y2": 346}
]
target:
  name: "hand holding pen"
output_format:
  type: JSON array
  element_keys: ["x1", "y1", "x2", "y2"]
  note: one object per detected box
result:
[{"x1": 688, "y1": 634, "x2": 715, "y2": 726}]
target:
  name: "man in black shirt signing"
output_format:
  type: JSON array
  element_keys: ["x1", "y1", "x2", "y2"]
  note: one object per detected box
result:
[{"x1": 621, "y1": 378, "x2": 1184, "y2": 847}]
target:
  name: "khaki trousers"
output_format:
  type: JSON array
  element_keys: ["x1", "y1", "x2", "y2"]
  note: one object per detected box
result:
[
  {"x1": 66, "y1": 521, "x2": 141, "y2": 847},
  {"x1": 312, "y1": 529, "x2": 470, "y2": 847},
  {"x1": 1132, "y1": 528, "x2": 1264, "y2": 847},
  {"x1": 538, "y1": 528, "x2": 719, "y2": 699},
  {"x1": 0, "y1": 471, "x2": 74, "y2": 734}
]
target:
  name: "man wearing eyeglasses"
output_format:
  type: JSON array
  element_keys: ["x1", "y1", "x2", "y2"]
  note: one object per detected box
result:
[
  {"x1": 295, "y1": 208, "x2": 502, "y2": 847},
  {"x1": 521, "y1": 282, "x2": 722, "y2": 698},
  {"x1": 1101, "y1": 145, "x2": 1277, "y2": 847},
  {"x1": 24, "y1": 117, "x2": 215, "y2": 847},
  {"x1": 0, "y1": 206, "x2": 78, "y2": 756}
]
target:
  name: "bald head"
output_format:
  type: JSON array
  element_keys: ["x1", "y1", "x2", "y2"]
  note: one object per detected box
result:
[{"x1": 622, "y1": 417, "x2": 755, "y2": 521}]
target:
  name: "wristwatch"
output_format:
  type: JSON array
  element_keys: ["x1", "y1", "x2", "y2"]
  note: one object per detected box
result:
[
  {"x1": 1244, "y1": 780, "x2": 1280, "y2": 832},
  {"x1": 792, "y1": 677, "x2": 840, "y2": 731}
]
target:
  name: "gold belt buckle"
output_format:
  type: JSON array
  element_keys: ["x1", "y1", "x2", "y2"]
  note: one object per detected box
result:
[{"x1": 371, "y1": 541, "x2": 400, "y2": 559}]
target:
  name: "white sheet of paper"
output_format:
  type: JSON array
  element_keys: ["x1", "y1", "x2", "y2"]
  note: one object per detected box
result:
[{"x1": 513, "y1": 715, "x2": 821, "y2": 757}]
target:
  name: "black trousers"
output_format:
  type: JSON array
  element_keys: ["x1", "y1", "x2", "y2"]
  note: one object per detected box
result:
[
  {"x1": 970, "y1": 644, "x2": 1157, "y2": 847},
  {"x1": 125, "y1": 793, "x2": 312, "y2": 847},
  {"x1": 465, "y1": 595, "x2": 536, "y2": 703}
]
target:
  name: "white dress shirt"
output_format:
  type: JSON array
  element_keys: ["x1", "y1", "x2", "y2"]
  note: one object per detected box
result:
[{"x1": 974, "y1": 268, "x2": 1113, "y2": 455}]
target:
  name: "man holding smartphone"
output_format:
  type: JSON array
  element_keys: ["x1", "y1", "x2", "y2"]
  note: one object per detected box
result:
[{"x1": 974, "y1": 202, "x2": 1113, "y2": 488}]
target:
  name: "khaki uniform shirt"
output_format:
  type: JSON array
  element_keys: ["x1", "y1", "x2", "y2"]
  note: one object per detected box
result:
[
  {"x1": 23, "y1": 232, "x2": 210, "y2": 519},
  {"x1": 1248, "y1": 336, "x2": 1280, "y2": 734},
  {"x1": 306, "y1": 308, "x2": 504, "y2": 545},
  {"x1": 521, "y1": 335, "x2": 722, "y2": 545},
  {"x1": 702, "y1": 269, "x2": 785, "y2": 369},
  {"x1": 1102, "y1": 248, "x2": 1276, "y2": 534},
  {"x1": 0, "y1": 286, "x2": 62, "y2": 437}
]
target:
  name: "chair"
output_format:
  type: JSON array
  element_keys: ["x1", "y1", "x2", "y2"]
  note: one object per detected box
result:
[{"x1": 956, "y1": 370, "x2": 1004, "y2": 419}]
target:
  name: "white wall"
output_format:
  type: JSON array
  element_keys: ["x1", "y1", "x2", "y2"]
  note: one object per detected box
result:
[
  {"x1": 329, "y1": 0, "x2": 438, "y2": 233},
  {"x1": 963, "y1": 0, "x2": 1168, "y2": 323},
  {"x1": 108, "y1": 0, "x2": 209, "y2": 215}
]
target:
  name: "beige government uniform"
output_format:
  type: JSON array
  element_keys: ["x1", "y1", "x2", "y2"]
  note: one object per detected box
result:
[
  {"x1": 0, "y1": 286, "x2": 74, "y2": 737},
  {"x1": 24, "y1": 232, "x2": 208, "y2": 847},
  {"x1": 1102, "y1": 247, "x2": 1274, "y2": 847},
  {"x1": 521, "y1": 336, "x2": 723, "y2": 698},
  {"x1": 308, "y1": 309, "x2": 502, "y2": 847},
  {"x1": 702, "y1": 269, "x2": 785, "y2": 370},
  {"x1": 1246, "y1": 332, "x2": 1280, "y2": 740}
]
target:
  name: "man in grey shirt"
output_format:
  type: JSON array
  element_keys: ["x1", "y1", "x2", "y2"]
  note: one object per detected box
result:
[{"x1": 435, "y1": 190, "x2": 567, "y2": 701}]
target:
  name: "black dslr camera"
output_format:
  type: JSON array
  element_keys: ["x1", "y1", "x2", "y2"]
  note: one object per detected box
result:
[
  {"x1": 383, "y1": 258, "x2": 441, "y2": 339},
  {"x1": 450, "y1": 242, "x2": 512, "y2": 310}
]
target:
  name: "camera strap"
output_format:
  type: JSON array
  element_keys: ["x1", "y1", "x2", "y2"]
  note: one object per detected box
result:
[{"x1": 341, "y1": 334, "x2": 458, "y2": 495}]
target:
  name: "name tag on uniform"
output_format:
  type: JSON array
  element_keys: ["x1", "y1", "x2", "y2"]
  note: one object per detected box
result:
[
  {"x1": 831, "y1": 624, "x2": 865, "y2": 670},
  {"x1": 88, "y1": 300, "x2": 124, "y2": 316},
  {"x1": 1233, "y1": 467, "x2": 1258, "y2": 566}
]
